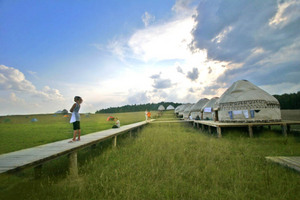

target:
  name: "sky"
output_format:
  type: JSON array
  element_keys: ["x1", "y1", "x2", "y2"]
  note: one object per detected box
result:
[{"x1": 0, "y1": 0, "x2": 300, "y2": 115}]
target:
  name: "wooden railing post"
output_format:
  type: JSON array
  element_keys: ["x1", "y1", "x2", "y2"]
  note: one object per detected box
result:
[
  {"x1": 113, "y1": 136, "x2": 117, "y2": 147},
  {"x1": 68, "y1": 151, "x2": 78, "y2": 177},
  {"x1": 217, "y1": 126, "x2": 222, "y2": 138},
  {"x1": 248, "y1": 125, "x2": 253, "y2": 138}
]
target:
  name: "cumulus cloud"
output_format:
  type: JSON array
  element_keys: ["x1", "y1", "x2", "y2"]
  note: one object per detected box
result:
[
  {"x1": 0, "y1": 65, "x2": 36, "y2": 92},
  {"x1": 127, "y1": 91, "x2": 150, "y2": 104},
  {"x1": 191, "y1": 0, "x2": 300, "y2": 93},
  {"x1": 150, "y1": 73, "x2": 161, "y2": 79},
  {"x1": 153, "y1": 78, "x2": 173, "y2": 89},
  {"x1": 142, "y1": 12, "x2": 155, "y2": 27},
  {"x1": 186, "y1": 67, "x2": 199, "y2": 81},
  {"x1": 128, "y1": 16, "x2": 196, "y2": 61},
  {"x1": 0, "y1": 65, "x2": 64, "y2": 101}
]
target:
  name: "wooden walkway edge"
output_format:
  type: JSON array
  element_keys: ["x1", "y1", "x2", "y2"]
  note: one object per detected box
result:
[
  {"x1": 0, "y1": 120, "x2": 154, "y2": 177},
  {"x1": 185, "y1": 120, "x2": 300, "y2": 138},
  {"x1": 266, "y1": 156, "x2": 300, "y2": 173}
]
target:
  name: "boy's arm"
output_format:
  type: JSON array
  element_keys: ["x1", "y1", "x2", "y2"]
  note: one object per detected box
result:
[{"x1": 70, "y1": 103, "x2": 76, "y2": 112}]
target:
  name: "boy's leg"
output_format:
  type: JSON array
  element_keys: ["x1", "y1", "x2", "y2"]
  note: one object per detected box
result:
[
  {"x1": 77, "y1": 129, "x2": 81, "y2": 140},
  {"x1": 72, "y1": 130, "x2": 77, "y2": 141}
]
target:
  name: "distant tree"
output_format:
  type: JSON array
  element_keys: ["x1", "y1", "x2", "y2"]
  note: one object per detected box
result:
[
  {"x1": 96, "y1": 102, "x2": 182, "y2": 113},
  {"x1": 273, "y1": 91, "x2": 300, "y2": 109}
]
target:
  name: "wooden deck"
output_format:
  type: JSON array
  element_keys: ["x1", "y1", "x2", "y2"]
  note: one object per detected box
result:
[
  {"x1": 0, "y1": 120, "x2": 152, "y2": 177},
  {"x1": 189, "y1": 120, "x2": 300, "y2": 138},
  {"x1": 266, "y1": 156, "x2": 300, "y2": 173}
]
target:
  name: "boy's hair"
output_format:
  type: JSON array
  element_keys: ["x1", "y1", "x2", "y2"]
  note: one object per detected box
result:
[{"x1": 74, "y1": 96, "x2": 81, "y2": 102}]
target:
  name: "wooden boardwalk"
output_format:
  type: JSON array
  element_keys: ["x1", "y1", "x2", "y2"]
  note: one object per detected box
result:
[
  {"x1": 189, "y1": 120, "x2": 300, "y2": 138},
  {"x1": 0, "y1": 120, "x2": 152, "y2": 177},
  {"x1": 266, "y1": 156, "x2": 300, "y2": 173}
]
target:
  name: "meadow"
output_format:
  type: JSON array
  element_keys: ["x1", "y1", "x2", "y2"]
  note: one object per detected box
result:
[
  {"x1": 0, "y1": 112, "x2": 153, "y2": 154},
  {"x1": 0, "y1": 111, "x2": 299, "y2": 199}
]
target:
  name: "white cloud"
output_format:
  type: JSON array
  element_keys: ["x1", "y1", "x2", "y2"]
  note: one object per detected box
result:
[
  {"x1": 128, "y1": 16, "x2": 197, "y2": 62},
  {"x1": 0, "y1": 65, "x2": 66, "y2": 115},
  {"x1": 269, "y1": 0, "x2": 300, "y2": 28},
  {"x1": 142, "y1": 12, "x2": 155, "y2": 27},
  {"x1": 0, "y1": 65, "x2": 36, "y2": 92}
]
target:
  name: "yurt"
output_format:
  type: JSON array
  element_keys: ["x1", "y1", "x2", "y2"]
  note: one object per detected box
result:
[
  {"x1": 190, "y1": 98, "x2": 209, "y2": 119},
  {"x1": 178, "y1": 104, "x2": 191, "y2": 118},
  {"x1": 166, "y1": 105, "x2": 175, "y2": 110},
  {"x1": 183, "y1": 104, "x2": 194, "y2": 119},
  {"x1": 201, "y1": 97, "x2": 219, "y2": 120},
  {"x1": 174, "y1": 105, "x2": 184, "y2": 115},
  {"x1": 216, "y1": 80, "x2": 281, "y2": 122},
  {"x1": 158, "y1": 105, "x2": 165, "y2": 111}
]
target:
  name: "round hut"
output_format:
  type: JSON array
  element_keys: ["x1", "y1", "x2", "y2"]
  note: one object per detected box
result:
[
  {"x1": 178, "y1": 104, "x2": 191, "y2": 118},
  {"x1": 158, "y1": 105, "x2": 165, "y2": 111},
  {"x1": 190, "y1": 98, "x2": 209, "y2": 120},
  {"x1": 183, "y1": 104, "x2": 194, "y2": 119},
  {"x1": 174, "y1": 105, "x2": 184, "y2": 116},
  {"x1": 216, "y1": 80, "x2": 281, "y2": 122},
  {"x1": 201, "y1": 97, "x2": 219, "y2": 120},
  {"x1": 166, "y1": 105, "x2": 175, "y2": 110}
]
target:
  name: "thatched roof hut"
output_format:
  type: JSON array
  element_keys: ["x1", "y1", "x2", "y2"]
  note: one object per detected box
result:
[
  {"x1": 166, "y1": 105, "x2": 175, "y2": 110},
  {"x1": 158, "y1": 105, "x2": 165, "y2": 111},
  {"x1": 177, "y1": 104, "x2": 191, "y2": 118},
  {"x1": 201, "y1": 97, "x2": 219, "y2": 120},
  {"x1": 216, "y1": 80, "x2": 281, "y2": 122},
  {"x1": 183, "y1": 104, "x2": 194, "y2": 119},
  {"x1": 190, "y1": 98, "x2": 209, "y2": 119}
]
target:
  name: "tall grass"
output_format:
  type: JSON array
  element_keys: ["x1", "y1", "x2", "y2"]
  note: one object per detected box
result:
[{"x1": 0, "y1": 111, "x2": 299, "y2": 199}]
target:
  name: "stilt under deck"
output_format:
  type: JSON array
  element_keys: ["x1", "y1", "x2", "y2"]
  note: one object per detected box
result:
[{"x1": 191, "y1": 120, "x2": 300, "y2": 138}]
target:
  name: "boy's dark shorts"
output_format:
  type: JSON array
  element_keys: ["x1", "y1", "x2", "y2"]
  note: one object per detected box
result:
[{"x1": 73, "y1": 121, "x2": 80, "y2": 130}]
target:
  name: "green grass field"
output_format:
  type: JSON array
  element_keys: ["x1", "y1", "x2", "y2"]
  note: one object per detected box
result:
[
  {"x1": 0, "y1": 111, "x2": 299, "y2": 199},
  {"x1": 0, "y1": 112, "x2": 152, "y2": 154}
]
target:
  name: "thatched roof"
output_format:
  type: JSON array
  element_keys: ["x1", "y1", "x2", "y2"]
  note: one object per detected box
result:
[
  {"x1": 190, "y1": 98, "x2": 209, "y2": 112},
  {"x1": 166, "y1": 105, "x2": 175, "y2": 110},
  {"x1": 201, "y1": 97, "x2": 219, "y2": 112},
  {"x1": 158, "y1": 105, "x2": 165, "y2": 111},
  {"x1": 218, "y1": 80, "x2": 279, "y2": 105},
  {"x1": 183, "y1": 104, "x2": 194, "y2": 119},
  {"x1": 217, "y1": 80, "x2": 281, "y2": 122}
]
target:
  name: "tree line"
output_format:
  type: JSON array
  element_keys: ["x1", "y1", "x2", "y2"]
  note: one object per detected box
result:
[
  {"x1": 95, "y1": 92, "x2": 300, "y2": 113},
  {"x1": 274, "y1": 91, "x2": 300, "y2": 109},
  {"x1": 96, "y1": 102, "x2": 182, "y2": 113}
]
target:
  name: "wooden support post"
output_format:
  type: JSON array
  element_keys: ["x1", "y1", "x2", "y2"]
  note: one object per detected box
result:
[
  {"x1": 281, "y1": 124, "x2": 287, "y2": 137},
  {"x1": 287, "y1": 125, "x2": 291, "y2": 133},
  {"x1": 201, "y1": 124, "x2": 204, "y2": 131},
  {"x1": 248, "y1": 125, "x2": 253, "y2": 138},
  {"x1": 68, "y1": 151, "x2": 78, "y2": 177},
  {"x1": 34, "y1": 164, "x2": 43, "y2": 179},
  {"x1": 217, "y1": 126, "x2": 222, "y2": 138},
  {"x1": 268, "y1": 126, "x2": 271, "y2": 130},
  {"x1": 193, "y1": 122, "x2": 195, "y2": 128},
  {"x1": 208, "y1": 126, "x2": 212, "y2": 134},
  {"x1": 113, "y1": 135, "x2": 117, "y2": 147},
  {"x1": 129, "y1": 130, "x2": 132, "y2": 138},
  {"x1": 197, "y1": 123, "x2": 199, "y2": 129}
]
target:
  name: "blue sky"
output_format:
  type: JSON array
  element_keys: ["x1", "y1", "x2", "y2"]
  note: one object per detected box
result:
[{"x1": 1, "y1": 0, "x2": 300, "y2": 115}]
